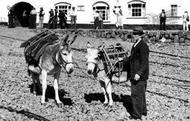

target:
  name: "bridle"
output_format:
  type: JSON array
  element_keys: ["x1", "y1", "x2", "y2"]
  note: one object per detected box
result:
[
  {"x1": 56, "y1": 48, "x2": 73, "y2": 69},
  {"x1": 86, "y1": 51, "x2": 105, "y2": 77}
]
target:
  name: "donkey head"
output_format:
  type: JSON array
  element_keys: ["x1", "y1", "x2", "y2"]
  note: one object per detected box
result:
[
  {"x1": 58, "y1": 34, "x2": 75, "y2": 74},
  {"x1": 85, "y1": 42, "x2": 101, "y2": 75}
]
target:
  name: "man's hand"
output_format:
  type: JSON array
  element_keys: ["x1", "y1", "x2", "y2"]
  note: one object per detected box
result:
[{"x1": 134, "y1": 74, "x2": 140, "y2": 81}]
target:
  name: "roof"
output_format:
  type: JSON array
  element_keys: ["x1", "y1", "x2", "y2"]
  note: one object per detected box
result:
[{"x1": 128, "y1": 0, "x2": 146, "y2": 4}]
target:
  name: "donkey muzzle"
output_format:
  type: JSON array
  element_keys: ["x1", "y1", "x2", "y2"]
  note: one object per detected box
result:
[
  {"x1": 87, "y1": 70, "x2": 93, "y2": 75},
  {"x1": 66, "y1": 63, "x2": 74, "y2": 74}
]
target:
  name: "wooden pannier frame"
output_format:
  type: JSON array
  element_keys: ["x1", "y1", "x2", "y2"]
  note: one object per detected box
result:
[{"x1": 100, "y1": 43, "x2": 128, "y2": 79}]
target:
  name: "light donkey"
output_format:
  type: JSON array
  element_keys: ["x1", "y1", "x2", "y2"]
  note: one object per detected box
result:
[{"x1": 85, "y1": 42, "x2": 114, "y2": 106}]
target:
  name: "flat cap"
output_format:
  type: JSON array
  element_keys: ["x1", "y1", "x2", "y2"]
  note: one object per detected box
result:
[{"x1": 133, "y1": 26, "x2": 144, "y2": 35}]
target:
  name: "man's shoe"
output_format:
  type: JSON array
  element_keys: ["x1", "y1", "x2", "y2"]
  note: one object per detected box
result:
[
  {"x1": 129, "y1": 116, "x2": 141, "y2": 120},
  {"x1": 117, "y1": 119, "x2": 125, "y2": 121},
  {"x1": 142, "y1": 113, "x2": 147, "y2": 116}
]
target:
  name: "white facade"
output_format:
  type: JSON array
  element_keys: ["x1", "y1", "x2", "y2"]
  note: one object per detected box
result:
[{"x1": 1, "y1": 0, "x2": 190, "y2": 25}]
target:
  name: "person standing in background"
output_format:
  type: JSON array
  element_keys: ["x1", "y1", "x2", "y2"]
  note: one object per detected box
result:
[
  {"x1": 70, "y1": 7, "x2": 77, "y2": 29},
  {"x1": 22, "y1": 10, "x2": 28, "y2": 27},
  {"x1": 58, "y1": 10, "x2": 68, "y2": 29},
  {"x1": 54, "y1": 8, "x2": 58, "y2": 29},
  {"x1": 29, "y1": 8, "x2": 37, "y2": 29},
  {"x1": 98, "y1": 11, "x2": 103, "y2": 29},
  {"x1": 8, "y1": 7, "x2": 15, "y2": 28},
  {"x1": 48, "y1": 9, "x2": 54, "y2": 29},
  {"x1": 159, "y1": 9, "x2": 166, "y2": 30},
  {"x1": 113, "y1": 6, "x2": 123, "y2": 29},
  {"x1": 93, "y1": 11, "x2": 99, "y2": 29},
  {"x1": 183, "y1": 11, "x2": 189, "y2": 31},
  {"x1": 39, "y1": 7, "x2": 45, "y2": 30}
]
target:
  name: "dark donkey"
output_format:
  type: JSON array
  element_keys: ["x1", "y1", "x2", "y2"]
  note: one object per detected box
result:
[{"x1": 21, "y1": 31, "x2": 78, "y2": 106}]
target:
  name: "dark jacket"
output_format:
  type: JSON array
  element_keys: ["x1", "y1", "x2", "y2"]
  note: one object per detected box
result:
[
  {"x1": 160, "y1": 12, "x2": 166, "y2": 22},
  {"x1": 126, "y1": 39, "x2": 149, "y2": 80},
  {"x1": 58, "y1": 12, "x2": 67, "y2": 22}
]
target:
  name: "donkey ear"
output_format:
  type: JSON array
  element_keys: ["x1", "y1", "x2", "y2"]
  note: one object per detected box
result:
[
  {"x1": 98, "y1": 42, "x2": 105, "y2": 50},
  {"x1": 69, "y1": 34, "x2": 78, "y2": 45},
  {"x1": 61, "y1": 34, "x2": 69, "y2": 45},
  {"x1": 87, "y1": 41, "x2": 91, "y2": 48}
]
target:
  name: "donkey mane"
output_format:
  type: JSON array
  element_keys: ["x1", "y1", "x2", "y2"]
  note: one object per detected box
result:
[{"x1": 43, "y1": 43, "x2": 61, "y2": 57}]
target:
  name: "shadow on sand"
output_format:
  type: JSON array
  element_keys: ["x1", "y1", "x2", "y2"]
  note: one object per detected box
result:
[
  {"x1": 84, "y1": 92, "x2": 133, "y2": 113},
  {"x1": 29, "y1": 84, "x2": 73, "y2": 106}
]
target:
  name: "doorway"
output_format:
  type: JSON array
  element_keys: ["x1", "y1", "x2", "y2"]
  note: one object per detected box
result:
[{"x1": 11, "y1": 2, "x2": 34, "y2": 27}]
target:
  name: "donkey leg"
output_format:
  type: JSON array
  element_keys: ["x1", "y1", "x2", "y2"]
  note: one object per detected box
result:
[
  {"x1": 104, "y1": 77, "x2": 113, "y2": 106},
  {"x1": 100, "y1": 80, "x2": 108, "y2": 105},
  {"x1": 31, "y1": 73, "x2": 38, "y2": 95},
  {"x1": 54, "y1": 78, "x2": 61, "y2": 104},
  {"x1": 41, "y1": 70, "x2": 47, "y2": 104},
  {"x1": 54, "y1": 71, "x2": 62, "y2": 107}
]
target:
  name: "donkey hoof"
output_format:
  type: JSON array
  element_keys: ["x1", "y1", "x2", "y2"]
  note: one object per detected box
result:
[
  {"x1": 32, "y1": 91, "x2": 37, "y2": 96},
  {"x1": 57, "y1": 103, "x2": 63, "y2": 108},
  {"x1": 107, "y1": 105, "x2": 113, "y2": 108},
  {"x1": 103, "y1": 103, "x2": 109, "y2": 107},
  {"x1": 41, "y1": 102, "x2": 46, "y2": 106}
]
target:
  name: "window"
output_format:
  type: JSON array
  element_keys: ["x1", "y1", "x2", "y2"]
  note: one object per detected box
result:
[
  {"x1": 128, "y1": 0, "x2": 146, "y2": 17},
  {"x1": 92, "y1": 2, "x2": 110, "y2": 21},
  {"x1": 55, "y1": 2, "x2": 71, "y2": 15},
  {"x1": 132, "y1": 4, "x2": 141, "y2": 16},
  {"x1": 77, "y1": 5, "x2": 85, "y2": 11},
  {"x1": 171, "y1": 4, "x2": 177, "y2": 16}
]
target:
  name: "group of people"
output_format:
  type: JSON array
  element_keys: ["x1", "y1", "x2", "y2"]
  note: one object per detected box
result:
[
  {"x1": 159, "y1": 9, "x2": 189, "y2": 31},
  {"x1": 7, "y1": 6, "x2": 190, "y2": 31},
  {"x1": 93, "y1": 7, "x2": 123, "y2": 30},
  {"x1": 7, "y1": 6, "x2": 77, "y2": 30},
  {"x1": 47, "y1": 7, "x2": 77, "y2": 29},
  {"x1": 7, "y1": 7, "x2": 38, "y2": 28}
]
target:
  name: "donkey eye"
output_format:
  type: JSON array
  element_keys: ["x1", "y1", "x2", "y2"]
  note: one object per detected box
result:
[
  {"x1": 95, "y1": 57, "x2": 99, "y2": 60},
  {"x1": 62, "y1": 52, "x2": 67, "y2": 56}
]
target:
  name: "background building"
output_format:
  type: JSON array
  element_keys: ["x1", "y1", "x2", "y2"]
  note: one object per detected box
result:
[{"x1": 0, "y1": 0, "x2": 190, "y2": 27}]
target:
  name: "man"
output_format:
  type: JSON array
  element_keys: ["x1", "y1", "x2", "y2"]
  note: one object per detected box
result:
[
  {"x1": 22, "y1": 10, "x2": 28, "y2": 27},
  {"x1": 93, "y1": 11, "x2": 99, "y2": 29},
  {"x1": 183, "y1": 11, "x2": 189, "y2": 31},
  {"x1": 29, "y1": 8, "x2": 37, "y2": 29},
  {"x1": 70, "y1": 7, "x2": 77, "y2": 29},
  {"x1": 58, "y1": 10, "x2": 68, "y2": 29},
  {"x1": 98, "y1": 11, "x2": 103, "y2": 29},
  {"x1": 113, "y1": 6, "x2": 123, "y2": 29},
  {"x1": 48, "y1": 9, "x2": 54, "y2": 29},
  {"x1": 8, "y1": 8, "x2": 15, "y2": 28},
  {"x1": 54, "y1": 8, "x2": 58, "y2": 29},
  {"x1": 39, "y1": 7, "x2": 45, "y2": 30},
  {"x1": 159, "y1": 9, "x2": 166, "y2": 30},
  {"x1": 122, "y1": 26, "x2": 149, "y2": 120}
]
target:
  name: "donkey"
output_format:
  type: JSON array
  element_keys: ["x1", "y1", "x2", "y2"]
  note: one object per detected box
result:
[
  {"x1": 26, "y1": 34, "x2": 76, "y2": 106},
  {"x1": 85, "y1": 42, "x2": 114, "y2": 106}
]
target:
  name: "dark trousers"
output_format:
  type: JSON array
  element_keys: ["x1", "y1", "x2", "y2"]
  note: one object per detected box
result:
[
  {"x1": 160, "y1": 20, "x2": 166, "y2": 30},
  {"x1": 8, "y1": 15, "x2": 15, "y2": 28},
  {"x1": 48, "y1": 18, "x2": 54, "y2": 29},
  {"x1": 71, "y1": 16, "x2": 77, "y2": 29},
  {"x1": 99, "y1": 20, "x2": 103, "y2": 29},
  {"x1": 130, "y1": 79, "x2": 147, "y2": 119},
  {"x1": 94, "y1": 18, "x2": 99, "y2": 29},
  {"x1": 59, "y1": 20, "x2": 68, "y2": 29}
]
